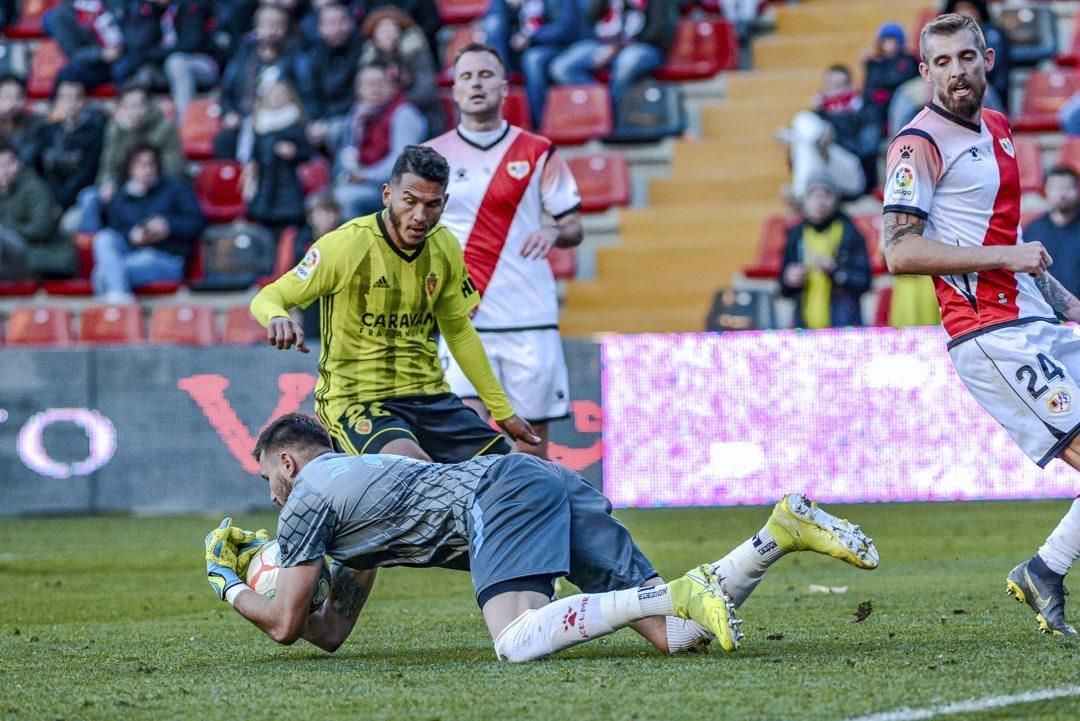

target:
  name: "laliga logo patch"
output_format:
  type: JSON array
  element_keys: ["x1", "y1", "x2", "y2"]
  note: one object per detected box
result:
[
  {"x1": 999, "y1": 137, "x2": 1015, "y2": 158},
  {"x1": 294, "y1": 247, "x2": 320, "y2": 280},
  {"x1": 1047, "y1": 387, "x2": 1072, "y2": 414},
  {"x1": 505, "y1": 160, "x2": 530, "y2": 180},
  {"x1": 353, "y1": 418, "x2": 373, "y2": 435},
  {"x1": 890, "y1": 163, "x2": 917, "y2": 203}
]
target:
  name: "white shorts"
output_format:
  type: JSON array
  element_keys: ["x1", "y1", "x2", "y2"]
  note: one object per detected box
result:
[
  {"x1": 950, "y1": 320, "x2": 1080, "y2": 467},
  {"x1": 439, "y1": 328, "x2": 570, "y2": 424}
]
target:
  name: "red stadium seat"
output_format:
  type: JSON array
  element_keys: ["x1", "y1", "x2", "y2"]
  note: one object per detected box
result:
[
  {"x1": 567, "y1": 153, "x2": 631, "y2": 213},
  {"x1": 436, "y1": 0, "x2": 490, "y2": 25},
  {"x1": 4, "y1": 306, "x2": 72, "y2": 346},
  {"x1": 742, "y1": 215, "x2": 794, "y2": 279},
  {"x1": 43, "y1": 233, "x2": 95, "y2": 296},
  {"x1": 654, "y1": 19, "x2": 738, "y2": 81},
  {"x1": 4, "y1": 0, "x2": 60, "y2": 40},
  {"x1": 539, "y1": 84, "x2": 613, "y2": 146},
  {"x1": 1014, "y1": 135, "x2": 1044, "y2": 194},
  {"x1": 1058, "y1": 136, "x2": 1080, "y2": 176},
  {"x1": 502, "y1": 86, "x2": 531, "y2": 128},
  {"x1": 1013, "y1": 69, "x2": 1080, "y2": 132},
  {"x1": 149, "y1": 304, "x2": 217, "y2": 345},
  {"x1": 547, "y1": 246, "x2": 577, "y2": 280},
  {"x1": 0, "y1": 280, "x2": 39, "y2": 296},
  {"x1": 438, "y1": 24, "x2": 482, "y2": 86},
  {"x1": 27, "y1": 39, "x2": 115, "y2": 99},
  {"x1": 194, "y1": 160, "x2": 245, "y2": 222},
  {"x1": 79, "y1": 303, "x2": 144, "y2": 344},
  {"x1": 180, "y1": 98, "x2": 223, "y2": 160},
  {"x1": 298, "y1": 156, "x2": 331, "y2": 196},
  {"x1": 874, "y1": 287, "x2": 893, "y2": 327},
  {"x1": 909, "y1": 7, "x2": 938, "y2": 56},
  {"x1": 852, "y1": 214, "x2": 887, "y2": 275},
  {"x1": 223, "y1": 305, "x2": 267, "y2": 345}
]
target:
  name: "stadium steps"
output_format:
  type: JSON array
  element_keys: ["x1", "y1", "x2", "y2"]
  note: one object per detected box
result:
[{"x1": 558, "y1": 0, "x2": 929, "y2": 334}]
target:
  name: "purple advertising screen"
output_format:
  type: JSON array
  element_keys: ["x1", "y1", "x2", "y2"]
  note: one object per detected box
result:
[{"x1": 601, "y1": 327, "x2": 1079, "y2": 507}]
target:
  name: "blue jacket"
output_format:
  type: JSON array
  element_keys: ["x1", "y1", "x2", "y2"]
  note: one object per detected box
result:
[{"x1": 104, "y1": 176, "x2": 206, "y2": 262}]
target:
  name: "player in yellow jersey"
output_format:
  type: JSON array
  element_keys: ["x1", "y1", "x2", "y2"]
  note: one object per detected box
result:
[{"x1": 250, "y1": 145, "x2": 540, "y2": 462}]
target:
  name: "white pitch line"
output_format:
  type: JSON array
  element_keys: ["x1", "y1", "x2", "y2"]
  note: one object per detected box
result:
[{"x1": 840, "y1": 686, "x2": 1080, "y2": 721}]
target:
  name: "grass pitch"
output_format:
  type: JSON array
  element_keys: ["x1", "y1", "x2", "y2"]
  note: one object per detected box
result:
[{"x1": 1, "y1": 501, "x2": 1077, "y2": 721}]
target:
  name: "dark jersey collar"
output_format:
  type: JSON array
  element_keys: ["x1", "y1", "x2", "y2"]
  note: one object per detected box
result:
[
  {"x1": 376, "y1": 210, "x2": 425, "y2": 263},
  {"x1": 455, "y1": 122, "x2": 511, "y2": 151},
  {"x1": 927, "y1": 102, "x2": 982, "y2": 133}
]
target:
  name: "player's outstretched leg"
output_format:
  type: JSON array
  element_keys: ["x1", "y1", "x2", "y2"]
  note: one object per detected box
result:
[
  {"x1": 710, "y1": 494, "x2": 878, "y2": 608},
  {"x1": 1006, "y1": 556, "x2": 1076, "y2": 636},
  {"x1": 668, "y1": 565, "x2": 742, "y2": 652}
]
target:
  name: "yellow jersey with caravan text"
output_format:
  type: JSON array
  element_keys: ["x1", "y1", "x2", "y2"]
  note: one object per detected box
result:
[{"x1": 255, "y1": 212, "x2": 480, "y2": 413}]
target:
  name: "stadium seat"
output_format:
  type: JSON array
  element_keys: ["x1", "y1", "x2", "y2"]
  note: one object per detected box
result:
[
  {"x1": 27, "y1": 40, "x2": 115, "y2": 99},
  {"x1": 874, "y1": 287, "x2": 893, "y2": 327},
  {"x1": 654, "y1": 19, "x2": 738, "y2": 81},
  {"x1": 998, "y1": 6, "x2": 1057, "y2": 67},
  {"x1": 567, "y1": 153, "x2": 631, "y2": 213},
  {"x1": 503, "y1": 86, "x2": 531, "y2": 128},
  {"x1": 437, "y1": 24, "x2": 481, "y2": 86},
  {"x1": 909, "y1": 7, "x2": 937, "y2": 56},
  {"x1": 149, "y1": 304, "x2": 217, "y2": 345},
  {"x1": 852, "y1": 214, "x2": 888, "y2": 276},
  {"x1": 607, "y1": 81, "x2": 687, "y2": 142},
  {"x1": 547, "y1": 246, "x2": 576, "y2": 280},
  {"x1": 1057, "y1": 16, "x2": 1080, "y2": 67},
  {"x1": 1014, "y1": 135, "x2": 1044, "y2": 194},
  {"x1": 4, "y1": 306, "x2": 72, "y2": 346},
  {"x1": 269, "y1": 226, "x2": 299, "y2": 281},
  {"x1": 180, "y1": 99, "x2": 222, "y2": 160},
  {"x1": 436, "y1": 0, "x2": 490, "y2": 25},
  {"x1": 1013, "y1": 69, "x2": 1080, "y2": 132},
  {"x1": 540, "y1": 84, "x2": 613, "y2": 146},
  {"x1": 3, "y1": 0, "x2": 60, "y2": 39},
  {"x1": 223, "y1": 305, "x2": 267, "y2": 345},
  {"x1": 0, "y1": 280, "x2": 39, "y2": 296},
  {"x1": 43, "y1": 233, "x2": 95, "y2": 296},
  {"x1": 1059, "y1": 136, "x2": 1080, "y2": 176},
  {"x1": 194, "y1": 160, "x2": 245, "y2": 222},
  {"x1": 742, "y1": 215, "x2": 793, "y2": 279},
  {"x1": 298, "y1": 156, "x2": 331, "y2": 196},
  {"x1": 79, "y1": 303, "x2": 144, "y2": 344}
]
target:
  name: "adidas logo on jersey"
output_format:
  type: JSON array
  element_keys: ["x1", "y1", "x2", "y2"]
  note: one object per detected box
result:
[{"x1": 373, "y1": 276, "x2": 390, "y2": 289}]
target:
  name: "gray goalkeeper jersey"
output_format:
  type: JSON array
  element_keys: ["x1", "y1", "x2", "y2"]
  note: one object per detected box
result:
[{"x1": 276, "y1": 452, "x2": 500, "y2": 571}]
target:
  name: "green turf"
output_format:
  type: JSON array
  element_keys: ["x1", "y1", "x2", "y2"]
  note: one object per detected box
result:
[{"x1": 1, "y1": 501, "x2": 1077, "y2": 721}]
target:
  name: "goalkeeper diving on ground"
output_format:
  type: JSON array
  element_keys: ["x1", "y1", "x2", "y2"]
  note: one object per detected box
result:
[{"x1": 204, "y1": 413, "x2": 879, "y2": 661}]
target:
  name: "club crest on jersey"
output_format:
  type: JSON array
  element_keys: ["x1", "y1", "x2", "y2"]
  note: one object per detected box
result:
[
  {"x1": 353, "y1": 419, "x2": 372, "y2": 435},
  {"x1": 505, "y1": 160, "x2": 531, "y2": 180},
  {"x1": 426, "y1": 272, "x2": 438, "y2": 297},
  {"x1": 1047, "y1": 387, "x2": 1072, "y2": 414},
  {"x1": 294, "y1": 247, "x2": 320, "y2": 280},
  {"x1": 890, "y1": 163, "x2": 917, "y2": 203},
  {"x1": 999, "y1": 137, "x2": 1015, "y2": 158}
]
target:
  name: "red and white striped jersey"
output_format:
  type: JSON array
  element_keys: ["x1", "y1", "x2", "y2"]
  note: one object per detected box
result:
[
  {"x1": 884, "y1": 103, "x2": 1055, "y2": 345},
  {"x1": 426, "y1": 124, "x2": 581, "y2": 330}
]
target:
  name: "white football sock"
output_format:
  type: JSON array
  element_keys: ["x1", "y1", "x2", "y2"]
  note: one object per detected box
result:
[
  {"x1": 492, "y1": 586, "x2": 674, "y2": 662},
  {"x1": 1037, "y1": 497, "x2": 1080, "y2": 576},
  {"x1": 710, "y1": 527, "x2": 787, "y2": 608},
  {"x1": 665, "y1": 617, "x2": 712, "y2": 654}
]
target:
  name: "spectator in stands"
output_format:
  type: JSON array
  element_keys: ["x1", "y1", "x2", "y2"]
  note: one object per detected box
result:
[
  {"x1": 942, "y1": 0, "x2": 1011, "y2": 113},
  {"x1": 862, "y1": 23, "x2": 919, "y2": 138},
  {"x1": 44, "y1": 0, "x2": 125, "y2": 92},
  {"x1": 0, "y1": 75, "x2": 43, "y2": 164},
  {"x1": 78, "y1": 83, "x2": 184, "y2": 233},
  {"x1": 214, "y1": 4, "x2": 302, "y2": 159},
  {"x1": 304, "y1": 2, "x2": 364, "y2": 152},
  {"x1": 813, "y1": 64, "x2": 878, "y2": 191},
  {"x1": 92, "y1": 143, "x2": 205, "y2": 301},
  {"x1": 779, "y1": 176, "x2": 871, "y2": 329},
  {"x1": 33, "y1": 79, "x2": 107, "y2": 212},
  {"x1": 294, "y1": 190, "x2": 343, "y2": 339},
  {"x1": 1024, "y1": 166, "x2": 1080, "y2": 299},
  {"x1": 0, "y1": 141, "x2": 72, "y2": 280},
  {"x1": 359, "y1": 7, "x2": 442, "y2": 136},
  {"x1": 480, "y1": 0, "x2": 582, "y2": 129},
  {"x1": 333, "y1": 61, "x2": 425, "y2": 218},
  {"x1": 549, "y1": 0, "x2": 678, "y2": 123},
  {"x1": 783, "y1": 110, "x2": 865, "y2": 201},
  {"x1": 212, "y1": 0, "x2": 260, "y2": 59},
  {"x1": 114, "y1": 0, "x2": 220, "y2": 122},
  {"x1": 243, "y1": 80, "x2": 313, "y2": 236},
  {"x1": 373, "y1": 0, "x2": 441, "y2": 62}
]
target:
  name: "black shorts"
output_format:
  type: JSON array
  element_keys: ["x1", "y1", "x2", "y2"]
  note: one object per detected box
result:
[{"x1": 328, "y1": 392, "x2": 511, "y2": 463}]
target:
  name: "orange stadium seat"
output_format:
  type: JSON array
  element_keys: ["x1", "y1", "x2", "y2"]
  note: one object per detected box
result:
[
  {"x1": 540, "y1": 84, "x2": 613, "y2": 146},
  {"x1": 149, "y1": 304, "x2": 217, "y2": 345},
  {"x1": 0, "y1": 280, "x2": 39, "y2": 296},
  {"x1": 223, "y1": 305, "x2": 267, "y2": 345},
  {"x1": 654, "y1": 18, "x2": 738, "y2": 81},
  {"x1": 180, "y1": 99, "x2": 223, "y2": 160},
  {"x1": 1058, "y1": 136, "x2": 1080, "y2": 176},
  {"x1": 567, "y1": 153, "x2": 630, "y2": 213},
  {"x1": 742, "y1": 215, "x2": 793, "y2": 279},
  {"x1": 1014, "y1": 136, "x2": 1044, "y2": 194},
  {"x1": 547, "y1": 246, "x2": 577, "y2": 280},
  {"x1": 4, "y1": 306, "x2": 72, "y2": 346},
  {"x1": 298, "y1": 156, "x2": 331, "y2": 196},
  {"x1": 79, "y1": 303, "x2": 144, "y2": 344},
  {"x1": 1013, "y1": 69, "x2": 1080, "y2": 132},
  {"x1": 43, "y1": 233, "x2": 95, "y2": 296},
  {"x1": 194, "y1": 160, "x2": 245, "y2": 222},
  {"x1": 436, "y1": 0, "x2": 490, "y2": 25},
  {"x1": 4, "y1": 0, "x2": 60, "y2": 39}
]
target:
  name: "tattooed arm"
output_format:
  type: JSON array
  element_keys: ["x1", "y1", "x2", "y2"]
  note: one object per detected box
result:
[
  {"x1": 302, "y1": 566, "x2": 377, "y2": 653},
  {"x1": 882, "y1": 211, "x2": 1052, "y2": 277},
  {"x1": 1034, "y1": 273, "x2": 1080, "y2": 322}
]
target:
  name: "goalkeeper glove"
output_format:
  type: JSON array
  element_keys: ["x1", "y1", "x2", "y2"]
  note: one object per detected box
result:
[
  {"x1": 236, "y1": 529, "x2": 271, "y2": 578},
  {"x1": 205, "y1": 517, "x2": 253, "y2": 602}
]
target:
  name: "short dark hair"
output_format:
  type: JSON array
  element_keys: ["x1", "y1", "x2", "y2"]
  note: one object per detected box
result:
[
  {"x1": 0, "y1": 73, "x2": 26, "y2": 93},
  {"x1": 124, "y1": 142, "x2": 161, "y2": 176},
  {"x1": 1046, "y1": 165, "x2": 1079, "y2": 185},
  {"x1": 943, "y1": 0, "x2": 989, "y2": 22},
  {"x1": 452, "y1": 42, "x2": 507, "y2": 76},
  {"x1": 52, "y1": 78, "x2": 86, "y2": 99},
  {"x1": 252, "y1": 412, "x2": 333, "y2": 461},
  {"x1": 305, "y1": 189, "x2": 341, "y2": 216},
  {"x1": 826, "y1": 64, "x2": 851, "y2": 79},
  {"x1": 390, "y1": 145, "x2": 450, "y2": 189},
  {"x1": 920, "y1": 13, "x2": 986, "y2": 63}
]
